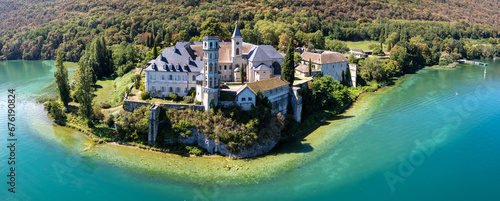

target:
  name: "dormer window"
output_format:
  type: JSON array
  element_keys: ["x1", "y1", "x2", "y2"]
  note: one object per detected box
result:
[
  {"x1": 176, "y1": 65, "x2": 181, "y2": 70},
  {"x1": 163, "y1": 65, "x2": 166, "y2": 70},
  {"x1": 170, "y1": 65, "x2": 174, "y2": 70}
]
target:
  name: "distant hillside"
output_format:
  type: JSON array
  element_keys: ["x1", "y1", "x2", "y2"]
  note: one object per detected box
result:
[
  {"x1": 1, "y1": 0, "x2": 500, "y2": 33},
  {"x1": 1, "y1": 0, "x2": 500, "y2": 61}
]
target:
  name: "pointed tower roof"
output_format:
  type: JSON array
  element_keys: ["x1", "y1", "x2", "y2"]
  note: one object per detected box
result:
[{"x1": 232, "y1": 23, "x2": 242, "y2": 38}]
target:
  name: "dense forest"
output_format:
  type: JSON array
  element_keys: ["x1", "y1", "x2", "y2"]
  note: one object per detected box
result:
[{"x1": 1, "y1": 0, "x2": 500, "y2": 62}]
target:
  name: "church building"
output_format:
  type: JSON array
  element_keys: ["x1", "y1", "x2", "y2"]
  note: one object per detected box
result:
[{"x1": 144, "y1": 25, "x2": 285, "y2": 110}]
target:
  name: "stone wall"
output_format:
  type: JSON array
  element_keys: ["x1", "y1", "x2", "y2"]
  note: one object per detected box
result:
[
  {"x1": 291, "y1": 87, "x2": 303, "y2": 122},
  {"x1": 123, "y1": 100, "x2": 151, "y2": 111},
  {"x1": 148, "y1": 104, "x2": 161, "y2": 146},
  {"x1": 123, "y1": 100, "x2": 204, "y2": 112}
]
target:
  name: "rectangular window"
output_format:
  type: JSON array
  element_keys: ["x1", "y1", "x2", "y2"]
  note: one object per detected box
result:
[
  {"x1": 184, "y1": 88, "x2": 188, "y2": 93},
  {"x1": 169, "y1": 87, "x2": 173, "y2": 92},
  {"x1": 192, "y1": 75, "x2": 196, "y2": 81},
  {"x1": 177, "y1": 75, "x2": 181, "y2": 81},
  {"x1": 184, "y1": 75, "x2": 188, "y2": 81},
  {"x1": 248, "y1": 97, "x2": 252, "y2": 101},
  {"x1": 151, "y1": 74, "x2": 156, "y2": 80},
  {"x1": 161, "y1": 87, "x2": 165, "y2": 92},
  {"x1": 176, "y1": 87, "x2": 180, "y2": 92},
  {"x1": 169, "y1": 75, "x2": 173, "y2": 80},
  {"x1": 241, "y1": 97, "x2": 246, "y2": 101},
  {"x1": 162, "y1": 75, "x2": 165, "y2": 80},
  {"x1": 152, "y1": 86, "x2": 156, "y2": 91}
]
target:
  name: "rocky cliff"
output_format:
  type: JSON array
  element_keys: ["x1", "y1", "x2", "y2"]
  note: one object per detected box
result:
[{"x1": 167, "y1": 129, "x2": 280, "y2": 159}]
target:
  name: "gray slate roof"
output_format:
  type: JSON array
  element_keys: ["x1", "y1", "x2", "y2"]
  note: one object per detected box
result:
[
  {"x1": 248, "y1": 46, "x2": 271, "y2": 62},
  {"x1": 247, "y1": 45, "x2": 283, "y2": 63},
  {"x1": 232, "y1": 24, "x2": 242, "y2": 38},
  {"x1": 145, "y1": 42, "x2": 203, "y2": 73},
  {"x1": 254, "y1": 63, "x2": 272, "y2": 71}
]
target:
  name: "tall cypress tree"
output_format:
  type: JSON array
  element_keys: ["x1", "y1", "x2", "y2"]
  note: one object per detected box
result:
[
  {"x1": 282, "y1": 38, "x2": 295, "y2": 86},
  {"x1": 240, "y1": 63, "x2": 245, "y2": 84},
  {"x1": 74, "y1": 61, "x2": 94, "y2": 127},
  {"x1": 345, "y1": 68, "x2": 352, "y2": 86},
  {"x1": 54, "y1": 50, "x2": 71, "y2": 107},
  {"x1": 152, "y1": 25, "x2": 158, "y2": 59}
]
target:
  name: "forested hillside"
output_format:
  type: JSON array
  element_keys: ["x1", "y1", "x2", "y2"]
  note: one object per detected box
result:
[{"x1": 1, "y1": 0, "x2": 500, "y2": 61}]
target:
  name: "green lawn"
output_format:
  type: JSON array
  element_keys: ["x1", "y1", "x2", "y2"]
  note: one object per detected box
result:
[
  {"x1": 345, "y1": 40, "x2": 387, "y2": 51},
  {"x1": 93, "y1": 71, "x2": 135, "y2": 107}
]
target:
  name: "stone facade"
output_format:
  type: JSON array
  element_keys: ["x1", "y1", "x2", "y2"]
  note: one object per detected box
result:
[{"x1": 301, "y1": 51, "x2": 350, "y2": 83}]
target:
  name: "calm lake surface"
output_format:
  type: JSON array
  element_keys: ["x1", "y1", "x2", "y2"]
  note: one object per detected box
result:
[{"x1": 1, "y1": 60, "x2": 499, "y2": 200}]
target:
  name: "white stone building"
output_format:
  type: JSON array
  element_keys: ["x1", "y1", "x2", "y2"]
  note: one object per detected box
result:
[
  {"x1": 234, "y1": 77, "x2": 289, "y2": 114},
  {"x1": 300, "y1": 51, "x2": 350, "y2": 82},
  {"x1": 144, "y1": 25, "x2": 285, "y2": 110}
]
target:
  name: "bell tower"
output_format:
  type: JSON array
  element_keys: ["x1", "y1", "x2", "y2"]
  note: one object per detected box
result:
[
  {"x1": 231, "y1": 23, "x2": 243, "y2": 61},
  {"x1": 201, "y1": 36, "x2": 220, "y2": 110}
]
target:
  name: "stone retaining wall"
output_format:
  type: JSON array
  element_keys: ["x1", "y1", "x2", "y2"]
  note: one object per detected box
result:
[{"x1": 123, "y1": 100, "x2": 204, "y2": 112}]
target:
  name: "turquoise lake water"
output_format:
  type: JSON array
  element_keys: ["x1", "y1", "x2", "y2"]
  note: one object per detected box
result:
[{"x1": 1, "y1": 60, "x2": 500, "y2": 200}]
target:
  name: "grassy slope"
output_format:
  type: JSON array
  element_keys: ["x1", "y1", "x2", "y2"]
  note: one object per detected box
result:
[
  {"x1": 93, "y1": 70, "x2": 135, "y2": 107},
  {"x1": 346, "y1": 40, "x2": 389, "y2": 51}
]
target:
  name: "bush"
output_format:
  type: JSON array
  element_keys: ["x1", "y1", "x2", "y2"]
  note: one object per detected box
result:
[
  {"x1": 91, "y1": 106, "x2": 105, "y2": 123},
  {"x1": 188, "y1": 87, "x2": 196, "y2": 97},
  {"x1": 185, "y1": 145, "x2": 204, "y2": 155},
  {"x1": 183, "y1": 96, "x2": 193, "y2": 103},
  {"x1": 125, "y1": 87, "x2": 132, "y2": 95},
  {"x1": 47, "y1": 101, "x2": 66, "y2": 121},
  {"x1": 106, "y1": 115, "x2": 115, "y2": 128},
  {"x1": 141, "y1": 91, "x2": 150, "y2": 100},
  {"x1": 132, "y1": 74, "x2": 142, "y2": 89},
  {"x1": 194, "y1": 100, "x2": 201, "y2": 105},
  {"x1": 168, "y1": 93, "x2": 178, "y2": 101},
  {"x1": 439, "y1": 55, "x2": 453, "y2": 66},
  {"x1": 99, "y1": 102, "x2": 112, "y2": 109}
]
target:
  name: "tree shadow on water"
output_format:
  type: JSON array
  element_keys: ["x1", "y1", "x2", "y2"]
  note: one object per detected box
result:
[{"x1": 263, "y1": 115, "x2": 355, "y2": 157}]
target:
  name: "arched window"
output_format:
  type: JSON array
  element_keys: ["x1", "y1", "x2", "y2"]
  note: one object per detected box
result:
[
  {"x1": 236, "y1": 48, "x2": 239, "y2": 55},
  {"x1": 224, "y1": 65, "x2": 227, "y2": 70},
  {"x1": 209, "y1": 77, "x2": 212, "y2": 88},
  {"x1": 209, "y1": 63, "x2": 213, "y2": 72},
  {"x1": 210, "y1": 42, "x2": 213, "y2": 48}
]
